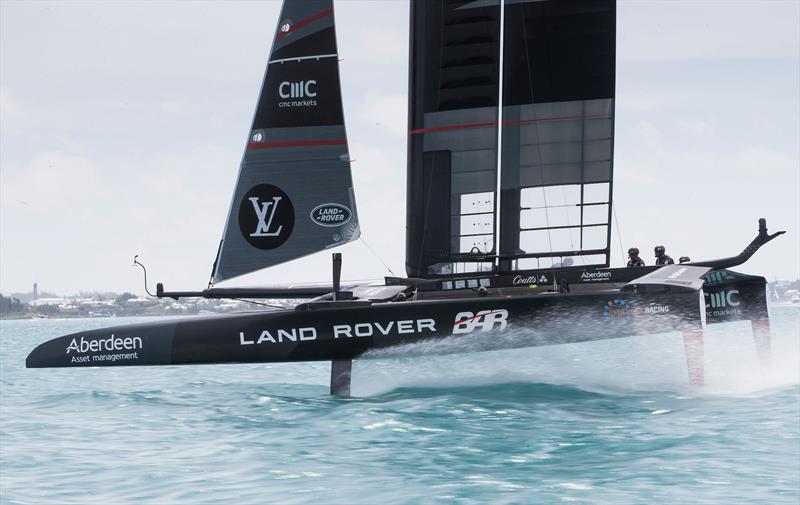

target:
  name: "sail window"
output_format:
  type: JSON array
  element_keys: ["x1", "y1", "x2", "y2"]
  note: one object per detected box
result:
[
  {"x1": 455, "y1": 192, "x2": 495, "y2": 254},
  {"x1": 583, "y1": 183, "x2": 610, "y2": 203},
  {"x1": 517, "y1": 181, "x2": 610, "y2": 265}
]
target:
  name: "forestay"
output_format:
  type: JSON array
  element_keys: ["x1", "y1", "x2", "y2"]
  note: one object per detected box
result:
[{"x1": 212, "y1": 0, "x2": 359, "y2": 284}]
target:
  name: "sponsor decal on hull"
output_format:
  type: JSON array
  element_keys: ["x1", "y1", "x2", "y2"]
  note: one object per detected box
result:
[
  {"x1": 603, "y1": 300, "x2": 670, "y2": 318},
  {"x1": 240, "y1": 327, "x2": 317, "y2": 345},
  {"x1": 581, "y1": 271, "x2": 612, "y2": 282},
  {"x1": 239, "y1": 319, "x2": 437, "y2": 345},
  {"x1": 704, "y1": 289, "x2": 742, "y2": 317},
  {"x1": 453, "y1": 309, "x2": 509, "y2": 334},
  {"x1": 65, "y1": 334, "x2": 143, "y2": 364},
  {"x1": 512, "y1": 275, "x2": 548, "y2": 286}
]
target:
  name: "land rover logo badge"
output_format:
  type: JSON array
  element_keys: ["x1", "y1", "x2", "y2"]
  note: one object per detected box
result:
[
  {"x1": 239, "y1": 184, "x2": 294, "y2": 250},
  {"x1": 310, "y1": 203, "x2": 352, "y2": 227}
]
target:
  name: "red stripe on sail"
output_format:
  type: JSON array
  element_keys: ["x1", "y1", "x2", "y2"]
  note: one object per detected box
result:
[
  {"x1": 408, "y1": 114, "x2": 611, "y2": 136},
  {"x1": 277, "y1": 8, "x2": 333, "y2": 39},
  {"x1": 247, "y1": 139, "x2": 346, "y2": 150}
]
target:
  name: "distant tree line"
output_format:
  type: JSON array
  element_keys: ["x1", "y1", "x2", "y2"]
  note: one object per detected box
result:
[{"x1": 0, "y1": 295, "x2": 25, "y2": 316}]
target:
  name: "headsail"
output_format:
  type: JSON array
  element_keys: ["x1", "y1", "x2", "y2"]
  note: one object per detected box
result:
[
  {"x1": 406, "y1": 0, "x2": 502, "y2": 277},
  {"x1": 212, "y1": 0, "x2": 359, "y2": 284},
  {"x1": 499, "y1": 0, "x2": 616, "y2": 271}
]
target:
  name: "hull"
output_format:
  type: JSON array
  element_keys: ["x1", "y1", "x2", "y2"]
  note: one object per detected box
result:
[{"x1": 27, "y1": 290, "x2": 704, "y2": 368}]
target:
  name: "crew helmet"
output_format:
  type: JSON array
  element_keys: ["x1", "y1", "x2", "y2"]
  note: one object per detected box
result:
[
  {"x1": 654, "y1": 245, "x2": 666, "y2": 255},
  {"x1": 679, "y1": 256, "x2": 691, "y2": 263},
  {"x1": 628, "y1": 247, "x2": 639, "y2": 256}
]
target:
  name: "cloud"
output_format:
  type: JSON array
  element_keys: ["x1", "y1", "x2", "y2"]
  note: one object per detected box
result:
[
  {"x1": 618, "y1": 0, "x2": 800, "y2": 62},
  {"x1": 357, "y1": 93, "x2": 408, "y2": 137},
  {"x1": 1, "y1": 151, "x2": 104, "y2": 213}
]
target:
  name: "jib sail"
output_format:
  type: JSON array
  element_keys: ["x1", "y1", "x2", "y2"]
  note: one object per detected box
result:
[
  {"x1": 499, "y1": 0, "x2": 616, "y2": 271},
  {"x1": 406, "y1": 0, "x2": 502, "y2": 277},
  {"x1": 212, "y1": 0, "x2": 359, "y2": 284}
]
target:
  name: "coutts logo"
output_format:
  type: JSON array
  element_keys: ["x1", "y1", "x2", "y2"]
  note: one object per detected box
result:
[
  {"x1": 66, "y1": 335, "x2": 142, "y2": 354},
  {"x1": 512, "y1": 274, "x2": 548, "y2": 286},
  {"x1": 310, "y1": 203, "x2": 352, "y2": 227},
  {"x1": 581, "y1": 271, "x2": 612, "y2": 282}
]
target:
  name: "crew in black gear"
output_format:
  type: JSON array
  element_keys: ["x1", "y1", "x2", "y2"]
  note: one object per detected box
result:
[
  {"x1": 627, "y1": 247, "x2": 645, "y2": 267},
  {"x1": 654, "y1": 245, "x2": 674, "y2": 265}
]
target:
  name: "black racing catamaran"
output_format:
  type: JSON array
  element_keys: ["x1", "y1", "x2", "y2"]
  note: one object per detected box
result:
[{"x1": 27, "y1": 0, "x2": 785, "y2": 396}]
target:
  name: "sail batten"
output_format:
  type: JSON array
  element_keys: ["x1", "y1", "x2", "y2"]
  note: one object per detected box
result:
[{"x1": 212, "y1": 0, "x2": 358, "y2": 284}]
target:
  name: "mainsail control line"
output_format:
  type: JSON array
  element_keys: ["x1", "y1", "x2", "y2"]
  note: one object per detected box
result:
[{"x1": 212, "y1": 0, "x2": 359, "y2": 285}]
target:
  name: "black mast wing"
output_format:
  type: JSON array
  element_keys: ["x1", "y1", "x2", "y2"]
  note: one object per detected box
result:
[{"x1": 499, "y1": 0, "x2": 616, "y2": 272}]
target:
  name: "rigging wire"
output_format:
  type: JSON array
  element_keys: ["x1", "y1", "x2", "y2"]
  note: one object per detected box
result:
[
  {"x1": 494, "y1": 0, "x2": 506, "y2": 272},
  {"x1": 229, "y1": 297, "x2": 290, "y2": 310},
  {"x1": 612, "y1": 203, "x2": 626, "y2": 266},
  {"x1": 520, "y1": 14, "x2": 555, "y2": 265},
  {"x1": 360, "y1": 237, "x2": 397, "y2": 277}
]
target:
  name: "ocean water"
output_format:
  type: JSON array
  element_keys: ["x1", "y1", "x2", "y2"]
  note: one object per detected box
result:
[{"x1": 1, "y1": 307, "x2": 798, "y2": 504}]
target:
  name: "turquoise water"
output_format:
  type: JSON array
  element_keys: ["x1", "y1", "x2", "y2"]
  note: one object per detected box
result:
[{"x1": 1, "y1": 307, "x2": 798, "y2": 504}]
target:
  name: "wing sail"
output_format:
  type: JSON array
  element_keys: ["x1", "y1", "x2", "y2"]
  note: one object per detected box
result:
[
  {"x1": 406, "y1": 0, "x2": 502, "y2": 277},
  {"x1": 499, "y1": 0, "x2": 616, "y2": 271}
]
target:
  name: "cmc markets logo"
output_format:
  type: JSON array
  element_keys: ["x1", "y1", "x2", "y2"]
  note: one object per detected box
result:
[
  {"x1": 66, "y1": 335, "x2": 142, "y2": 354},
  {"x1": 238, "y1": 184, "x2": 295, "y2": 250},
  {"x1": 581, "y1": 271, "x2": 612, "y2": 282},
  {"x1": 705, "y1": 289, "x2": 741, "y2": 317},
  {"x1": 705, "y1": 289, "x2": 740, "y2": 309},
  {"x1": 277, "y1": 81, "x2": 319, "y2": 109},
  {"x1": 279, "y1": 80, "x2": 317, "y2": 99},
  {"x1": 452, "y1": 309, "x2": 509, "y2": 334},
  {"x1": 310, "y1": 203, "x2": 352, "y2": 227},
  {"x1": 702, "y1": 269, "x2": 736, "y2": 286}
]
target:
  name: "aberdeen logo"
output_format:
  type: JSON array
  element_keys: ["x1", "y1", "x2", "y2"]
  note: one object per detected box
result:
[
  {"x1": 66, "y1": 334, "x2": 142, "y2": 354},
  {"x1": 238, "y1": 184, "x2": 294, "y2": 250},
  {"x1": 581, "y1": 270, "x2": 612, "y2": 282},
  {"x1": 310, "y1": 203, "x2": 352, "y2": 227},
  {"x1": 452, "y1": 309, "x2": 509, "y2": 334}
]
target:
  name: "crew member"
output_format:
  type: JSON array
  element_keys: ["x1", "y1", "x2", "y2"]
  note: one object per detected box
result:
[
  {"x1": 627, "y1": 247, "x2": 645, "y2": 267},
  {"x1": 654, "y1": 245, "x2": 674, "y2": 265}
]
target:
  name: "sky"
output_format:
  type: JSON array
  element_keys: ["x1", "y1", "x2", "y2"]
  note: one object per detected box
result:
[{"x1": 1, "y1": 0, "x2": 798, "y2": 296}]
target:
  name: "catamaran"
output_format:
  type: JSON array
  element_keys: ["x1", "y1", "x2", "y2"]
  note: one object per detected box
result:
[{"x1": 27, "y1": 0, "x2": 784, "y2": 396}]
